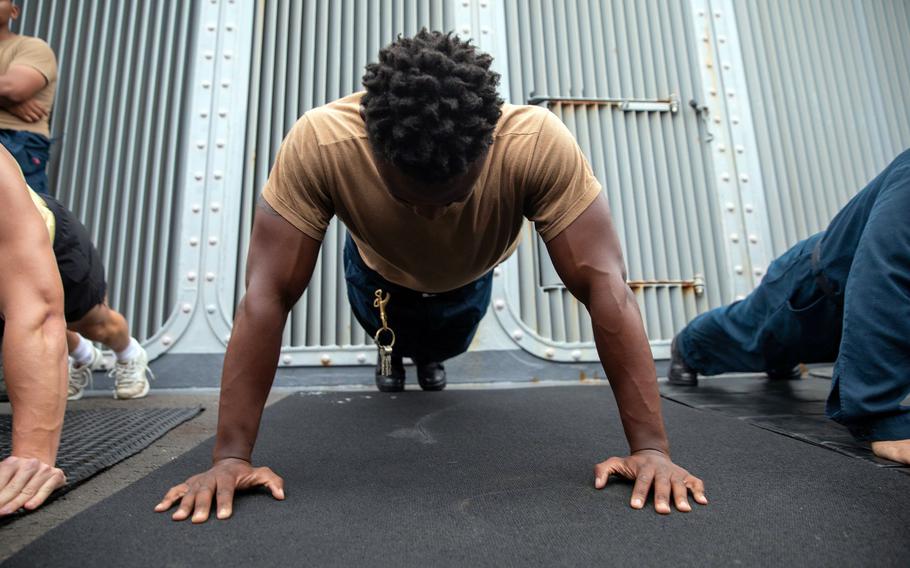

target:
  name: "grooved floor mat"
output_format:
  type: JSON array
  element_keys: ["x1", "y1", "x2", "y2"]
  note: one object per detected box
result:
[
  {"x1": 5, "y1": 387, "x2": 909, "y2": 567},
  {"x1": 660, "y1": 376, "x2": 910, "y2": 469},
  {"x1": 0, "y1": 407, "x2": 202, "y2": 517}
]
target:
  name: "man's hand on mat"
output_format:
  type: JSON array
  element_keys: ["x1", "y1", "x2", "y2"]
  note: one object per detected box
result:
[
  {"x1": 593, "y1": 449, "x2": 707, "y2": 514},
  {"x1": 0, "y1": 456, "x2": 66, "y2": 515},
  {"x1": 155, "y1": 457, "x2": 285, "y2": 523},
  {"x1": 871, "y1": 439, "x2": 910, "y2": 465}
]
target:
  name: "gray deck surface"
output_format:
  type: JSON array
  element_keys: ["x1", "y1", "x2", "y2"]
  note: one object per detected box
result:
[
  {"x1": 5, "y1": 385, "x2": 909, "y2": 567},
  {"x1": 660, "y1": 376, "x2": 910, "y2": 469}
]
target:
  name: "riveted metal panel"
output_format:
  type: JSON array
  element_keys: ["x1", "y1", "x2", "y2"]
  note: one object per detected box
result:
[
  {"x1": 233, "y1": 1, "x2": 455, "y2": 364},
  {"x1": 495, "y1": 0, "x2": 730, "y2": 360},
  {"x1": 13, "y1": 1, "x2": 198, "y2": 343},
  {"x1": 733, "y1": 0, "x2": 910, "y2": 254}
]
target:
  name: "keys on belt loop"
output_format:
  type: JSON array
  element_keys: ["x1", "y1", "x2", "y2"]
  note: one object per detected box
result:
[{"x1": 373, "y1": 289, "x2": 396, "y2": 377}]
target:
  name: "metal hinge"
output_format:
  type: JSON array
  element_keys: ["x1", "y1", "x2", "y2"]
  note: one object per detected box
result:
[
  {"x1": 626, "y1": 275, "x2": 706, "y2": 296},
  {"x1": 689, "y1": 99, "x2": 714, "y2": 143},
  {"x1": 536, "y1": 238, "x2": 705, "y2": 295},
  {"x1": 540, "y1": 275, "x2": 706, "y2": 297},
  {"x1": 528, "y1": 94, "x2": 680, "y2": 113}
]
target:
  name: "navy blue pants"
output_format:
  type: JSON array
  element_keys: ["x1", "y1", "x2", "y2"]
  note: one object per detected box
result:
[
  {"x1": 343, "y1": 236, "x2": 493, "y2": 364},
  {"x1": 0, "y1": 129, "x2": 51, "y2": 195},
  {"x1": 678, "y1": 149, "x2": 910, "y2": 441}
]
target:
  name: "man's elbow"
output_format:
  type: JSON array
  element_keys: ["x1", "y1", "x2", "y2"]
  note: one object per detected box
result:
[
  {"x1": 236, "y1": 285, "x2": 293, "y2": 322},
  {"x1": 0, "y1": 73, "x2": 45, "y2": 103},
  {"x1": 40, "y1": 308, "x2": 67, "y2": 360},
  {"x1": 35, "y1": 285, "x2": 66, "y2": 336},
  {"x1": 594, "y1": 270, "x2": 633, "y2": 301},
  {"x1": 5, "y1": 293, "x2": 67, "y2": 351},
  {"x1": 570, "y1": 264, "x2": 628, "y2": 308},
  {"x1": 0, "y1": 84, "x2": 30, "y2": 103}
]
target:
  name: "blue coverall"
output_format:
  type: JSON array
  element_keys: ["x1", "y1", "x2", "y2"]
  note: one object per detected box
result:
[{"x1": 677, "y1": 149, "x2": 910, "y2": 442}]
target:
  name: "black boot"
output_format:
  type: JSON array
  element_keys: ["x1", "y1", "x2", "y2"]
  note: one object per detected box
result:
[
  {"x1": 416, "y1": 361, "x2": 446, "y2": 391},
  {"x1": 667, "y1": 336, "x2": 698, "y2": 386},
  {"x1": 375, "y1": 354, "x2": 406, "y2": 392},
  {"x1": 767, "y1": 366, "x2": 802, "y2": 381}
]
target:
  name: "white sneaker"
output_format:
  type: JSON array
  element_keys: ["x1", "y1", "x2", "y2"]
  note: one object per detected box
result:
[
  {"x1": 110, "y1": 345, "x2": 152, "y2": 400},
  {"x1": 67, "y1": 345, "x2": 103, "y2": 401},
  {"x1": 89, "y1": 350, "x2": 115, "y2": 372}
]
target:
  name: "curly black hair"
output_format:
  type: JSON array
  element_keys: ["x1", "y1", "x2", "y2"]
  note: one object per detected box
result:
[{"x1": 361, "y1": 29, "x2": 503, "y2": 183}]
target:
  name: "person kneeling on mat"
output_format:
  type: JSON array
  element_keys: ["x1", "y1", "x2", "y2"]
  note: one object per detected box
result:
[
  {"x1": 0, "y1": 146, "x2": 66, "y2": 515},
  {"x1": 668, "y1": 149, "x2": 910, "y2": 465},
  {"x1": 156, "y1": 30, "x2": 707, "y2": 523}
]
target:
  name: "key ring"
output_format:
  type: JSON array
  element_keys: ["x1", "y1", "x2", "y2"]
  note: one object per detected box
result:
[
  {"x1": 373, "y1": 289, "x2": 395, "y2": 347},
  {"x1": 374, "y1": 326, "x2": 396, "y2": 348}
]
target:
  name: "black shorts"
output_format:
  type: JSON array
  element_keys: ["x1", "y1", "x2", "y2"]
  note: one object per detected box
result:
[{"x1": 41, "y1": 195, "x2": 107, "y2": 323}]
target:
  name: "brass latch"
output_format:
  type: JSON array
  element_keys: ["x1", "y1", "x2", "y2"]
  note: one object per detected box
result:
[{"x1": 626, "y1": 274, "x2": 706, "y2": 296}]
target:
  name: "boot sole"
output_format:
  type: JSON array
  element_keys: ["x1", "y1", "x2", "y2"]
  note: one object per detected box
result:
[
  {"x1": 375, "y1": 375, "x2": 405, "y2": 393},
  {"x1": 666, "y1": 371, "x2": 698, "y2": 386}
]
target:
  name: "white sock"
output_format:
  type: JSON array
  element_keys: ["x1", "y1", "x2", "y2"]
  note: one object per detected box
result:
[
  {"x1": 116, "y1": 337, "x2": 142, "y2": 363},
  {"x1": 71, "y1": 334, "x2": 95, "y2": 366}
]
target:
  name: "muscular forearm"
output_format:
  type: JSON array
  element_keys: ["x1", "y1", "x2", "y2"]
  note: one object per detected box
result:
[
  {"x1": 4, "y1": 309, "x2": 68, "y2": 464},
  {"x1": 0, "y1": 80, "x2": 25, "y2": 104},
  {"x1": 0, "y1": 75, "x2": 38, "y2": 104},
  {"x1": 212, "y1": 293, "x2": 290, "y2": 463},
  {"x1": 588, "y1": 275, "x2": 669, "y2": 454}
]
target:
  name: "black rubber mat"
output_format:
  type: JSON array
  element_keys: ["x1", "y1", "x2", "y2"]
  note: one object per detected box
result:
[
  {"x1": 660, "y1": 376, "x2": 909, "y2": 469},
  {"x1": 0, "y1": 407, "x2": 202, "y2": 509},
  {"x1": 6, "y1": 387, "x2": 909, "y2": 567}
]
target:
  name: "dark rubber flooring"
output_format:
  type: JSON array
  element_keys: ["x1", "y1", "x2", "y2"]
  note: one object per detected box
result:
[
  {"x1": 0, "y1": 407, "x2": 202, "y2": 526},
  {"x1": 6, "y1": 387, "x2": 909, "y2": 567},
  {"x1": 0, "y1": 408, "x2": 201, "y2": 488},
  {"x1": 660, "y1": 376, "x2": 910, "y2": 469}
]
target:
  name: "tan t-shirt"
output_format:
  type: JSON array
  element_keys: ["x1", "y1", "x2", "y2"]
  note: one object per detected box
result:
[
  {"x1": 28, "y1": 184, "x2": 55, "y2": 244},
  {"x1": 0, "y1": 35, "x2": 57, "y2": 136},
  {"x1": 262, "y1": 92, "x2": 602, "y2": 293},
  {"x1": 10, "y1": 159, "x2": 55, "y2": 241}
]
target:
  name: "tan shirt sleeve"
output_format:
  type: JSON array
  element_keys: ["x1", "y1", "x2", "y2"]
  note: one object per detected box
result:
[
  {"x1": 261, "y1": 114, "x2": 334, "y2": 241},
  {"x1": 10, "y1": 37, "x2": 57, "y2": 84},
  {"x1": 523, "y1": 110, "x2": 603, "y2": 242}
]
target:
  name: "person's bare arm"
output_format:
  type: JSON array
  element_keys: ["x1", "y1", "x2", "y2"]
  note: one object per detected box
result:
[
  {"x1": 214, "y1": 198, "x2": 320, "y2": 462},
  {"x1": 4, "y1": 98, "x2": 48, "y2": 123},
  {"x1": 0, "y1": 149, "x2": 67, "y2": 516},
  {"x1": 545, "y1": 194, "x2": 707, "y2": 514},
  {"x1": 0, "y1": 65, "x2": 48, "y2": 106},
  {"x1": 156, "y1": 197, "x2": 321, "y2": 523}
]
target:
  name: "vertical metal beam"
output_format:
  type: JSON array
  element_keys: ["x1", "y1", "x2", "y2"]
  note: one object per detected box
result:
[
  {"x1": 711, "y1": 0, "x2": 774, "y2": 287},
  {"x1": 476, "y1": 0, "x2": 513, "y2": 101},
  {"x1": 202, "y1": 0, "x2": 257, "y2": 345},
  {"x1": 161, "y1": 0, "x2": 256, "y2": 355},
  {"x1": 687, "y1": 0, "x2": 761, "y2": 300}
]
